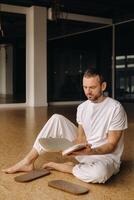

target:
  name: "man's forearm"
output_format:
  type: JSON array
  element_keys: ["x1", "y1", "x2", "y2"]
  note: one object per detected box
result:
[
  {"x1": 90, "y1": 143, "x2": 115, "y2": 155},
  {"x1": 69, "y1": 143, "x2": 115, "y2": 156}
]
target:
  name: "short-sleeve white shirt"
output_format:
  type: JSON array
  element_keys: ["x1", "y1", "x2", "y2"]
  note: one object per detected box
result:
[{"x1": 76, "y1": 97, "x2": 128, "y2": 164}]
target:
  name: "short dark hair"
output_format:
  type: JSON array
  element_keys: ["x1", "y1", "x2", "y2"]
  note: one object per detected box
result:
[{"x1": 83, "y1": 68, "x2": 105, "y2": 84}]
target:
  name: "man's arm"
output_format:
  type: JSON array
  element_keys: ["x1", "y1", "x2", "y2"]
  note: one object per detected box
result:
[
  {"x1": 74, "y1": 124, "x2": 87, "y2": 144},
  {"x1": 70, "y1": 130, "x2": 124, "y2": 156},
  {"x1": 91, "y1": 130, "x2": 124, "y2": 154}
]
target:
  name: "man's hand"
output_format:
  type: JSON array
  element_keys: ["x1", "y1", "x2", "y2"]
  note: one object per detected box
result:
[{"x1": 67, "y1": 144, "x2": 92, "y2": 156}]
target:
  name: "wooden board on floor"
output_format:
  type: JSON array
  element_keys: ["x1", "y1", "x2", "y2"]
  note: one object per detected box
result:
[
  {"x1": 14, "y1": 169, "x2": 51, "y2": 182},
  {"x1": 48, "y1": 180, "x2": 89, "y2": 195}
]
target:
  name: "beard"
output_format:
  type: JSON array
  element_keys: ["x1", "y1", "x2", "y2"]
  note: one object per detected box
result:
[{"x1": 87, "y1": 92, "x2": 103, "y2": 102}]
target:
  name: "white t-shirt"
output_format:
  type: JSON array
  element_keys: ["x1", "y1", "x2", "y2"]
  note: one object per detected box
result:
[{"x1": 76, "y1": 97, "x2": 128, "y2": 164}]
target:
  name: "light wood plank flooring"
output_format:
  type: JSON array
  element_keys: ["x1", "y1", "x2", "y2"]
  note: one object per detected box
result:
[{"x1": 0, "y1": 104, "x2": 134, "y2": 200}]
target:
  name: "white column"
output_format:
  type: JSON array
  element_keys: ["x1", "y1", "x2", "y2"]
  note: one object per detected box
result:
[
  {"x1": 26, "y1": 6, "x2": 47, "y2": 106},
  {"x1": 0, "y1": 46, "x2": 6, "y2": 94}
]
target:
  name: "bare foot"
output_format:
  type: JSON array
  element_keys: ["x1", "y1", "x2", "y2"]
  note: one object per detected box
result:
[
  {"x1": 42, "y1": 161, "x2": 75, "y2": 173},
  {"x1": 2, "y1": 159, "x2": 34, "y2": 174}
]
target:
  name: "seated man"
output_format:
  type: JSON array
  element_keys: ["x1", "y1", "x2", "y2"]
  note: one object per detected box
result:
[{"x1": 2, "y1": 68, "x2": 127, "y2": 183}]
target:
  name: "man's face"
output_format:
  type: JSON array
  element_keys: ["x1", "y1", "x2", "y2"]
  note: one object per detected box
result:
[{"x1": 83, "y1": 75, "x2": 106, "y2": 102}]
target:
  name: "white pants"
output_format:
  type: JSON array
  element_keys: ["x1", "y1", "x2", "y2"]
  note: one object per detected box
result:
[{"x1": 33, "y1": 114, "x2": 119, "y2": 183}]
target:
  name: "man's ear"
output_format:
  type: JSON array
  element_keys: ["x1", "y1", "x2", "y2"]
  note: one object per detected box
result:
[{"x1": 102, "y1": 82, "x2": 107, "y2": 92}]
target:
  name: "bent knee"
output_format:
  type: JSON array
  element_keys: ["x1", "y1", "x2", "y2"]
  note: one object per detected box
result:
[
  {"x1": 51, "y1": 114, "x2": 64, "y2": 120},
  {"x1": 73, "y1": 163, "x2": 114, "y2": 183},
  {"x1": 90, "y1": 166, "x2": 111, "y2": 183}
]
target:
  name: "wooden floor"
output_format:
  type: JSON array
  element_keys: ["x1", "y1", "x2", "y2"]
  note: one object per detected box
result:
[{"x1": 0, "y1": 104, "x2": 134, "y2": 200}]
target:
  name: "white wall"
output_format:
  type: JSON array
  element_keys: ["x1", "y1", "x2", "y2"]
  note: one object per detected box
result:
[{"x1": 0, "y1": 4, "x2": 48, "y2": 107}]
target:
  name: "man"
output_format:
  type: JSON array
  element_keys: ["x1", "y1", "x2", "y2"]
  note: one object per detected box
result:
[{"x1": 2, "y1": 68, "x2": 127, "y2": 183}]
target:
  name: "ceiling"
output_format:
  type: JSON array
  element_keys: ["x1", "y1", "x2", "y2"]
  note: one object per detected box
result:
[
  {"x1": 0, "y1": 0, "x2": 134, "y2": 22},
  {"x1": 1, "y1": 0, "x2": 134, "y2": 42}
]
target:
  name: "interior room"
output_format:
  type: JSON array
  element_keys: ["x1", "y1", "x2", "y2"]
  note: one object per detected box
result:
[{"x1": 0, "y1": 1, "x2": 134, "y2": 200}]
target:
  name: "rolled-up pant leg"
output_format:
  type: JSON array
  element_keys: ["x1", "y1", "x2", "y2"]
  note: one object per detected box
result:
[
  {"x1": 72, "y1": 157, "x2": 119, "y2": 183},
  {"x1": 33, "y1": 114, "x2": 77, "y2": 155}
]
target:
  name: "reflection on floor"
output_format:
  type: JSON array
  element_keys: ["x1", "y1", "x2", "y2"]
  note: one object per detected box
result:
[{"x1": 0, "y1": 104, "x2": 134, "y2": 200}]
